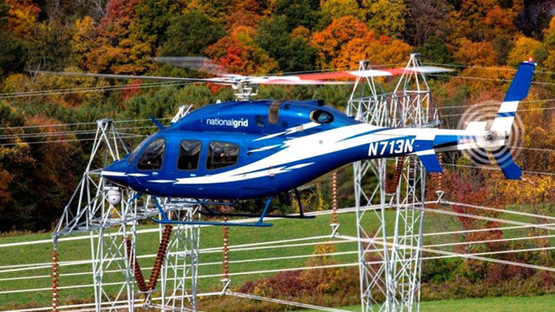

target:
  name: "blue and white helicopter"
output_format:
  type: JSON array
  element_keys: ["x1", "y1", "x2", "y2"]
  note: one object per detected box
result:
[{"x1": 45, "y1": 59, "x2": 536, "y2": 227}]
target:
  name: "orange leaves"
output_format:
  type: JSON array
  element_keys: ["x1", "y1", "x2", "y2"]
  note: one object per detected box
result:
[
  {"x1": 335, "y1": 34, "x2": 410, "y2": 69},
  {"x1": 206, "y1": 26, "x2": 278, "y2": 75},
  {"x1": 311, "y1": 16, "x2": 369, "y2": 68},
  {"x1": 453, "y1": 39, "x2": 498, "y2": 66},
  {"x1": 312, "y1": 16, "x2": 410, "y2": 69},
  {"x1": 72, "y1": 0, "x2": 153, "y2": 74}
]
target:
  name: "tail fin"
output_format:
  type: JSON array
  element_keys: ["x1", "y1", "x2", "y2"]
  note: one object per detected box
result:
[
  {"x1": 490, "y1": 61, "x2": 535, "y2": 136},
  {"x1": 490, "y1": 61, "x2": 535, "y2": 180}
]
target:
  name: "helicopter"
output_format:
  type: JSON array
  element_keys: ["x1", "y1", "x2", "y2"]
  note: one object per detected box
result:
[{"x1": 38, "y1": 58, "x2": 536, "y2": 227}]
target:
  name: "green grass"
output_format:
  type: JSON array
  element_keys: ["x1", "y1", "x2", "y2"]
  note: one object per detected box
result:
[
  {"x1": 300, "y1": 295, "x2": 555, "y2": 312},
  {"x1": 0, "y1": 203, "x2": 552, "y2": 310}
]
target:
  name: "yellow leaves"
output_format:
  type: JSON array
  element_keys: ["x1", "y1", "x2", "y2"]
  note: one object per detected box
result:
[
  {"x1": 2, "y1": 74, "x2": 31, "y2": 93},
  {"x1": 497, "y1": 176, "x2": 554, "y2": 206},
  {"x1": 363, "y1": 0, "x2": 408, "y2": 38},
  {"x1": 4, "y1": 0, "x2": 40, "y2": 37},
  {"x1": 541, "y1": 16, "x2": 555, "y2": 71},
  {"x1": 507, "y1": 36, "x2": 542, "y2": 67},
  {"x1": 72, "y1": 16, "x2": 97, "y2": 70},
  {"x1": 320, "y1": 0, "x2": 364, "y2": 21}
]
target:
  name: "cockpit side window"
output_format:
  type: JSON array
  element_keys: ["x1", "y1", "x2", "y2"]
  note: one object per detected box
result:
[
  {"x1": 207, "y1": 141, "x2": 239, "y2": 170},
  {"x1": 178, "y1": 140, "x2": 201, "y2": 170},
  {"x1": 137, "y1": 138, "x2": 165, "y2": 170}
]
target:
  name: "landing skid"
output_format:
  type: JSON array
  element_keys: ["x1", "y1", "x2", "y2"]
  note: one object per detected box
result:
[
  {"x1": 153, "y1": 196, "x2": 275, "y2": 227},
  {"x1": 151, "y1": 189, "x2": 314, "y2": 227}
]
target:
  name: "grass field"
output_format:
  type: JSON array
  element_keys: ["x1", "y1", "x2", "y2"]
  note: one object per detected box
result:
[
  {"x1": 0, "y1": 204, "x2": 552, "y2": 310},
  {"x1": 301, "y1": 295, "x2": 555, "y2": 312}
]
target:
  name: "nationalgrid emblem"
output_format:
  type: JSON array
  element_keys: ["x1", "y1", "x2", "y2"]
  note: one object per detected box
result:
[{"x1": 205, "y1": 117, "x2": 249, "y2": 128}]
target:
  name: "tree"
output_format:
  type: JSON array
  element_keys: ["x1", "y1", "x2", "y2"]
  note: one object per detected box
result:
[
  {"x1": 415, "y1": 36, "x2": 452, "y2": 64},
  {"x1": 457, "y1": 0, "x2": 521, "y2": 41},
  {"x1": 311, "y1": 16, "x2": 369, "y2": 68},
  {"x1": 27, "y1": 21, "x2": 75, "y2": 71},
  {"x1": 0, "y1": 30, "x2": 27, "y2": 77},
  {"x1": 319, "y1": 0, "x2": 364, "y2": 28},
  {"x1": 273, "y1": 0, "x2": 319, "y2": 31},
  {"x1": 255, "y1": 16, "x2": 315, "y2": 72},
  {"x1": 333, "y1": 33, "x2": 411, "y2": 69},
  {"x1": 206, "y1": 26, "x2": 279, "y2": 75},
  {"x1": 281, "y1": 26, "x2": 317, "y2": 72},
  {"x1": 408, "y1": 0, "x2": 453, "y2": 46},
  {"x1": 3, "y1": 0, "x2": 40, "y2": 37},
  {"x1": 541, "y1": 16, "x2": 555, "y2": 72},
  {"x1": 453, "y1": 39, "x2": 498, "y2": 66},
  {"x1": 131, "y1": 0, "x2": 181, "y2": 50},
  {"x1": 507, "y1": 36, "x2": 542, "y2": 67},
  {"x1": 362, "y1": 0, "x2": 408, "y2": 38},
  {"x1": 71, "y1": 16, "x2": 97, "y2": 70},
  {"x1": 161, "y1": 9, "x2": 225, "y2": 57},
  {"x1": 0, "y1": 0, "x2": 9, "y2": 27},
  {"x1": 181, "y1": 0, "x2": 235, "y2": 22},
  {"x1": 77, "y1": 0, "x2": 152, "y2": 74}
]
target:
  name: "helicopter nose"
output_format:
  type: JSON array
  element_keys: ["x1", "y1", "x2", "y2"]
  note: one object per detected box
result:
[{"x1": 102, "y1": 160, "x2": 130, "y2": 185}]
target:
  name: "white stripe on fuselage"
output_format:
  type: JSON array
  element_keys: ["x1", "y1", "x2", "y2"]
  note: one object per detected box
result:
[{"x1": 174, "y1": 124, "x2": 484, "y2": 185}]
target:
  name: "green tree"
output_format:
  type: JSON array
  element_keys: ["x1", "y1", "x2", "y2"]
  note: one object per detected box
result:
[
  {"x1": 0, "y1": 31, "x2": 27, "y2": 77},
  {"x1": 273, "y1": 0, "x2": 319, "y2": 31},
  {"x1": 131, "y1": 0, "x2": 181, "y2": 50},
  {"x1": 161, "y1": 9, "x2": 225, "y2": 57},
  {"x1": 27, "y1": 21, "x2": 74, "y2": 71},
  {"x1": 0, "y1": 0, "x2": 9, "y2": 26},
  {"x1": 416, "y1": 36, "x2": 452, "y2": 64}
]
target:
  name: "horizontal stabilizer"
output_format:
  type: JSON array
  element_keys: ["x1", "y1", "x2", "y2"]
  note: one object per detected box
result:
[
  {"x1": 492, "y1": 148, "x2": 522, "y2": 180},
  {"x1": 416, "y1": 151, "x2": 443, "y2": 172}
]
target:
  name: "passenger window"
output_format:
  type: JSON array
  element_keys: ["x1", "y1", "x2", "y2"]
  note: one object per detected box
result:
[
  {"x1": 310, "y1": 110, "x2": 334, "y2": 124},
  {"x1": 207, "y1": 141, "x2": 239, "y2": 170},
  {"x1": 137, "y1": 138, "x2": 165, "y2": 170},
  {"x1": 256, "y1": 115, "x2": 265, "y2": 127},
  {"x1": 178, "y1": 140, "x2": 201, "y2": 170}
]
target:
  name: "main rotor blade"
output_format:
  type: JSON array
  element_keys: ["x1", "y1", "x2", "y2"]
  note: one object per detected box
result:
[
  {"x1": 293, "y1": 66, "x2": 454, "y2": 80},
  {"x1": 29, "y1": 70, "x2": 234, "y2": 85},
  {"x1": 153, "y1": 56, "x2": 229, "y2": 76}
]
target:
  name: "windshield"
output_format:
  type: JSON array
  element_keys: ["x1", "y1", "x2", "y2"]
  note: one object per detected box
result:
[{"x1": 128, "y1": 134, "x2": 156, "y2": 164}]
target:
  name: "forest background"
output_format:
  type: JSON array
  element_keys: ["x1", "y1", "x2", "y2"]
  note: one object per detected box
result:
[{"x1": 0, "y1": 0, "x2": 553, "y2": 307}]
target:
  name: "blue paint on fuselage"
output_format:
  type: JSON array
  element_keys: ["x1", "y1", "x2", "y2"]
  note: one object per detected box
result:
[{"x1": 103, "y1": 100, "x2": 458, "y2": 200}]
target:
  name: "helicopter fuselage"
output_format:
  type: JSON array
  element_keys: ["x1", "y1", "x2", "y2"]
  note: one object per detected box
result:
[{"x1": 102, "y1": 99, "x2": 504, "y2": 199}]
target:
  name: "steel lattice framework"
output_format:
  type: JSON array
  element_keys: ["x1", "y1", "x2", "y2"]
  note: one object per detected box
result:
[
  {"x1": 347, "y1": 54, "x2": 439, "y2": 312},
  {"x1": 53, "y1": 114, "x2": 200, "y2": 312}
]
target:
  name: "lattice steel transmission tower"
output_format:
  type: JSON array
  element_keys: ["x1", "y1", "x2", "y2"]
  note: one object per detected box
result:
[
  {"x1": 347, "y1": 54, "x2": 438, "y2": 312},
  {"x1": 53, "y1": 113, "x2": 200, "y2": 312}
]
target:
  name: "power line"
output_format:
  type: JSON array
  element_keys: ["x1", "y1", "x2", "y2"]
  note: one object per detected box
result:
[
  {"x1": 427, "y1": 73, "x2": 555, "y2": 86},
  {"x1": 443, "y1": 163, "x2": 555, "y2": 176},
  {"x1": 423, "y1": 62, "x2": 555, "y2": 76}
]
